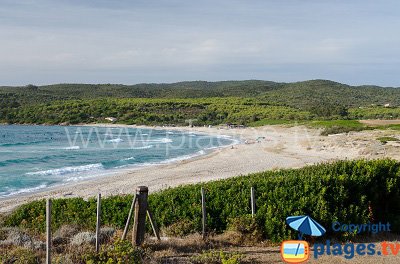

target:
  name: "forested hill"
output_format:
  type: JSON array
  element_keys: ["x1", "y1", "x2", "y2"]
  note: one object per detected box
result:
[
  {"x1": 0, "y1": 81, "x2": 277, "y2": 106},
  {"x1": 1, "y1": 79, "x2": 400, "y2": 126},
  {"x1": 1, "y1": 79, "x2": 399, "y2": 108}
]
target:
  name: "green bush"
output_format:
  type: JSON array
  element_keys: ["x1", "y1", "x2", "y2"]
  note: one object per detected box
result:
[
  {"x1": 163, "y1": 219, "x2": 197, "y2": 237},
  {"x1": 192, "y1": 250, "x2": 243, "y2": 264},
  {"x1": 4, "y1": 159, "x2": 400, "y2": 242},
  {"x1": 377, "y1": 136, "x2": 399, "y2": 144},
  {"x1": 83, "y1": 239, "x2": 143, "y2": 264},
  {"x1": 4, "y1": 196, "x2": 134, "y2": 234},
  {"x1": 320, "y1": 125, "x2": 366, "y2": 135},
  {"x1": 227, "y1": 215, "x2": 263, "y2": 243},
  {"x1": 0, "y1": 247, "x2": 39, "y2": 264}
]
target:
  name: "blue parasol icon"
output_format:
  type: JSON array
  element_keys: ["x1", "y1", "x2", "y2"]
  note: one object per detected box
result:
[{"x1": 286, "y1": 215, "x2": 326, "y2": 240}]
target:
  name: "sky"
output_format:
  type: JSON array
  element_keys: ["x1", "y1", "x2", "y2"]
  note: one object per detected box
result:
[{"x1": 0, "y1": 0, "x2": 400, "y2": 86}]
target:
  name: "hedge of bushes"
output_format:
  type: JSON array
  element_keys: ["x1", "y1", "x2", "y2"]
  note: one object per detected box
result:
[{"x1": 4, "y1": 159, "x2": 400, "y2": 242}]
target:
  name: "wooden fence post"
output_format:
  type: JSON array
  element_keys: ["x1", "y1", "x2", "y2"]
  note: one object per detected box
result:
[
  {"x1": 251, "y1": 187, "x2": 256, "y2": 217},
  {"x1": 201, "y1": 187, "x2": 207, "y2": 239},
  {"x1": 46, "y1": 199, "x2": 52, "y2": 264},
  {"x1": 147, "y1": 207, "x2": 161, "y2": 240},
  {"x1": 95, "y1": 193, "x2": 101, "y2": 253},
  {"x1": 122, "y1": 194, "x2": 137, "y2": 240},
  {"x1": 132, "y1": 186, "x2": 148, "y2": 246}
]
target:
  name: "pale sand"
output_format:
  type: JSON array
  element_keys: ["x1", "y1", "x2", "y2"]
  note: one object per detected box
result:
[{"x1": 0, "y1": 124, "x2": 399, "y2": 213}]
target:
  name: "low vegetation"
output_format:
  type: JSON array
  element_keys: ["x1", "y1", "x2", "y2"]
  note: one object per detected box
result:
[
  {"x1": 307, "y1": 120, "x2": 368, "y2": 135},
  {"x1": 191, "y1": 250, "x2": 243, "y2": 264},
  {"x1": 4, "y1": 159, "x2": 400, "y2": 242},
  {"x1": 2, "y1": 159, "x2": 400, "y2": 262},
  {"x1": 377, "y1": 136, "x2": 399, "y2": 144},
  {"x1": 0, "y1": 98, "x2": 311, "y2": 126},
  {"x1": 83, "y1": 240, "x2": 144, "y2": 264}
]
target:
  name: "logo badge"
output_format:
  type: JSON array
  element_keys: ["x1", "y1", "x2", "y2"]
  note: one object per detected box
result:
[{"x1": 281, "y1": 240, "x2": 310, "y2": 263}]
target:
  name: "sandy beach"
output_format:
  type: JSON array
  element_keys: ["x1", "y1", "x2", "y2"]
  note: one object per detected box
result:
[{"x1": 0, "y1": 124, "x2": 399, "y2": 213}]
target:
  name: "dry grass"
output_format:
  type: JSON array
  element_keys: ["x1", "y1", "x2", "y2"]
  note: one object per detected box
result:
[
  {"x1": 2, "y1": 227, "x2": 400, "y2": 263},
  {"x1": 360, "y1": 120, "x2": 400, "y2": 126}
]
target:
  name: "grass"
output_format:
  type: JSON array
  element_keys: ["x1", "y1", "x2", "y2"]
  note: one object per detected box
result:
[
  {"x1": 304, "y1": 120, "x2": 368, "y2": 135},
  {"x1": 247, "y1": 119, "x2": 296, "y2": 127},
  {"x1": 380, "y1": 124, "x2": 400, "y2": 130},
  {"x1": 243, "y1": 119, "x2": 400, "y2": 136},
  {"x1": 191, "y1": 250, "x2": 243, "y2": 264},
  {"x1": 307, "y1": 120, "x2": 366, "y2": 128},
  {"x1": 377, "y1": 136, "x2": 399, "y2": 144},
  {"x1": 303, "y1": 119, "x2": 400, "y2": 135}
]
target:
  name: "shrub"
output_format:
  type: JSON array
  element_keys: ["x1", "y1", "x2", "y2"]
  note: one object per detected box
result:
[
  {"x1": 192, "y1": 250, "x2": 243, "y2": 264},
  {"x1": 4, "y1": 159, "x2": 400, "y2": 242},
  {"x1": 0, "y1": 247, "x2": 39, "y2": 264},
  {"x1": 83, "y1": 239, "x2": 143, "y2": 264},
  {"x1": 54, "y1": 225, "x2": 80, "y2": 238},
  {"x1": 163, "y1": 219, "x2": 197, "y2": 237},
  {"x1": 99, "y1": 227, "x2": 116, "y2": 243},
  {"x1": 227, "y1": 215, "x2": 263, "y2": 244},
  {"x1": 377, "y1": 136, "x2": 398, "y2": 144},
  {"x1": 71, "y1": 231, "x2": 96, "y2": 246},
  {"x1": 0, "y1": 228, "x2": 34, "y2": 248},
  {"x1": 320, "y1": 125, "x2": 365, "y2": 135},
  {"x1": 0, "y1": 228, "x2": 7, "y2": 241}
]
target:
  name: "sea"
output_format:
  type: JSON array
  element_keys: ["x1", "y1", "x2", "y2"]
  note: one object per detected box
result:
[{"x1": 0, "y1": 125, "x2": 237, "y2": 197}]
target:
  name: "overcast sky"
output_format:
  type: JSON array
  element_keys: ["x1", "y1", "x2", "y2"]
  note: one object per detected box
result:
[{"x1": 1, "y1": 0, "x2": 399, "y2": 86}]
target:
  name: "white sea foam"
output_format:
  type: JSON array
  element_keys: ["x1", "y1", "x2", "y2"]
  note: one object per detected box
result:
[
  {"x1": 121, "y1": 157, "x2": 135, "y2": 161},
  {"x1": 138, "y1": 138, "x2": 172, "y2": 143},
  {"x1": 158, "y1": 150, "x2": 207, "y2": 164},
  {"x1": 216, "y1": 135, "x2": 233, "y2": 139},
  {"x1": 63, "y1": 174, "x2": 99, "y2": 182},
  {"x1": 114, "y1": 165, "x2": 128, "y2": 169},
  {"x1": 216, "y1": 135, "x2": 241, "y2": 145},
  {"x1": 107, "y1": 138, "x2": 124, "y2": 143},
  {"x1": 131, "y1": 145, "x2": 154, "y2": 150},
  {"x1": 205, "y1": 146, "x2": 220, "y2": 150},
  {"x1": 26, "y1": 163, "x2": 104, "y2": 176},
  {"x1": 63, "y1": 146, "x2": 80, "y2": 150},
  {"x1": 0, "y1": 184, "x2": 48, "y2": 197}
]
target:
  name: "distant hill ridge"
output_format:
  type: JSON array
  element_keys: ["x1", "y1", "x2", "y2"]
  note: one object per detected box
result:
[{"x1": 1, "y1": 79, "x2": 399, "y2": 108}]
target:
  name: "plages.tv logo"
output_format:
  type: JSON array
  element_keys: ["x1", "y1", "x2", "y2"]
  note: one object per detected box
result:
[
  {"x1": 280, "y1": 215, "x2": 326, "y2": 263},
  {"x1": 281, "y1": 240, "x2": 310, "y2": 263}
]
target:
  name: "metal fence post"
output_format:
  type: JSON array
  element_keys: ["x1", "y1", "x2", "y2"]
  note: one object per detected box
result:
[
  {"x1": 251, "y1": 187, "x2": 256, "y2": 217},
  {"x1": 201, "y1": 187, "x2": 207, "y2": 239},
  {"x1": 96, "y1": 193, "x2": 101, "y2": 253},
  {"x1": 46, "y1": 199, "x2": 52, "y2": 264}
]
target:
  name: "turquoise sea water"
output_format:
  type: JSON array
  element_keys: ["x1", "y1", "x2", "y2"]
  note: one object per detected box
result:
[{"x1": 0, "y1": 125, "x2": 236, "y2": 197}]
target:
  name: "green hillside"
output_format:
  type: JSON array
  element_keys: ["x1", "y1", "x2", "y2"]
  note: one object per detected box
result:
[
  {"x1": 1, "y1": 80, "x2": 400, "y2": 125},
  {"x1": 1, "y1": 80, "x2": 399, "y2": 106}
]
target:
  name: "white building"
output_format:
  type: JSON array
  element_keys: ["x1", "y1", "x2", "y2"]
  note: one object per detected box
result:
[{"x1": 105, "y1": 117, "x2": 117, "y2": 122}]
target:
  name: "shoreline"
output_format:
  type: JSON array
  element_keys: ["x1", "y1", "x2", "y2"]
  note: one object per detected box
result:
[
  {"x1": 0, "y1": 143, "x2": 223, "y2": 206},
  {"x1": 0, "y1": 124, "x2": 399, "y2": 213},
  {"x1": 0, "y1": 124, "x2": 241, "y2": 211}
]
